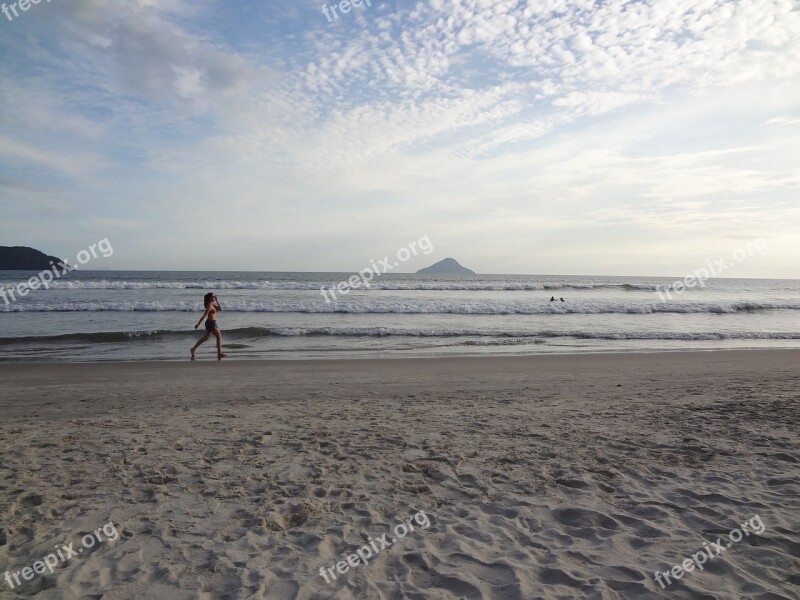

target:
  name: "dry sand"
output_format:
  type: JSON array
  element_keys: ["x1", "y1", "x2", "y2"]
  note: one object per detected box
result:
[{"x1": 0, "y1": 350, "x2": 798, "y2": 599}]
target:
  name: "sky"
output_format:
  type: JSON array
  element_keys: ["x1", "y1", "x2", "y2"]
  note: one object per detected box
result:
[{"x1": 0, "y1": 0, "x2": 798, "y2": 276}]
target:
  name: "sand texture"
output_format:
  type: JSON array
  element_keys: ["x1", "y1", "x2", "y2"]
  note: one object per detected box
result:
[{"x1": 0, "y1": 350, "x2": 798, "y2": 599}]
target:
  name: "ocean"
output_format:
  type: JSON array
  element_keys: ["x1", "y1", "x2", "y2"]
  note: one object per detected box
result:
[{"x1": 1, "y1": 270, "x2": 799, "y2": 362}]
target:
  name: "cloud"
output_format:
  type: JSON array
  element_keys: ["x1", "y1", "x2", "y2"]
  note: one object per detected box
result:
[
  {"x1": 763, "y1": 116, "x2": 800, "y2": 126},
  {"x1": 0, "y1": 0, "x2": 798, "y2": 272}
]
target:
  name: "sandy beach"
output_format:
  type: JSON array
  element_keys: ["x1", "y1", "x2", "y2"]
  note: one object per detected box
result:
[{"x1": 0, "y1": 350, "x2": 798, "y2": 599}]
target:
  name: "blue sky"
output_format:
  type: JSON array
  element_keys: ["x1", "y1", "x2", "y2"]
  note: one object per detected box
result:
[{"x1": 0, "y1": 0, "x2": 798, "y2": 276}]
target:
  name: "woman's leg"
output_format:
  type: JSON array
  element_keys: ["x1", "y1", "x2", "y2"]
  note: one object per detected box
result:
[
  {"x1": 213, "y1": 328, "x2": 226, "y2": 359},
  {"x1": 191, "y1": 332, "x2": 212, "y2": 358}
]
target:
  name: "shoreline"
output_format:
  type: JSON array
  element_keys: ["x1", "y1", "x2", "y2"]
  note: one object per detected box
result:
[{"x1": 1, "y1": 344, "x2": 799, "y2": 368}]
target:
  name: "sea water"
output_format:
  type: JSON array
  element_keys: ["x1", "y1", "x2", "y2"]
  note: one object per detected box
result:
[{"x1": 1, "y1": 270, "x2": 799, "y2": 361}]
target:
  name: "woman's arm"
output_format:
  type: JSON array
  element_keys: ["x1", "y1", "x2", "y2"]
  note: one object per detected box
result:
[
  {"x1": 195, "y1": 306, "x2": 211, "y2": 329},
  {"x1": 214, "y1": 296, "x2": 222, "y2": 311}
]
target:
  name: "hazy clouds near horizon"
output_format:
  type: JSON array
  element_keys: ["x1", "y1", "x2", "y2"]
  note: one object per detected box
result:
[{"x1": 0, "y1": 0, "x2": 798, "y2": 277}]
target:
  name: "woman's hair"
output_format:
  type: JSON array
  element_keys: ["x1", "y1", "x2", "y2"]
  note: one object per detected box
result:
[{"x1": 204, "y1": 292, "x2": 214, "y2": 307}]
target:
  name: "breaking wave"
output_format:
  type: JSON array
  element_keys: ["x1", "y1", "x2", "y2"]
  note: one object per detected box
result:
[
  {"x1": 3, "y1": 299, "x2": 799, "y2": 314},
  {"x1": 2, "y1": 327, "x2": 799, "y2": 345}
]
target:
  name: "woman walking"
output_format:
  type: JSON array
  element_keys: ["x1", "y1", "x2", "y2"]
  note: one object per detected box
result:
[{"x1": 191, "y1": 293, "x2": 226, "y2": 360}]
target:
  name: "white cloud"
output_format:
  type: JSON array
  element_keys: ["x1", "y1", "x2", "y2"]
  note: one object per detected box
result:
[{"x1": 0, "y1": 0, "x2": 798, "y2": 272}]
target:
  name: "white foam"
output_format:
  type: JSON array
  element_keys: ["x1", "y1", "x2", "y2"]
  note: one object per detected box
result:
[
  {"x1": 0, "y1": 280, "x2": 670, "y2": 291},
  {"x1": 2, "y1": 299, "x2": 799, "y2": 314}
]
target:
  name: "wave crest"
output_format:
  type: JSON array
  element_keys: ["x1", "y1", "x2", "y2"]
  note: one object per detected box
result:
[
  {"x1": 2, "y1": 327, "x2": 798, "y2": 345},
  {"x1": 1, "y1": 280, "x2": 671, "y2": 292},
  {"x1": 2, "y1": 299, "x2": 799, "y2": 314}
]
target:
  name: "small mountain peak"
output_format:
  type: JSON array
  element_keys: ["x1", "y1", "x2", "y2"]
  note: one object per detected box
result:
[{"x1": 416, "y1": 258, "x2": 475, "y2": 275}]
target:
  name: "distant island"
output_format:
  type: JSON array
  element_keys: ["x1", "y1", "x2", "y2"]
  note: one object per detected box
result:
[
  {"x1": 0, "y1": 246, "x2": 63, "y2": 270},
  {"x1": 416, "y1": 258, "x2": 475, "y2": 275}
]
